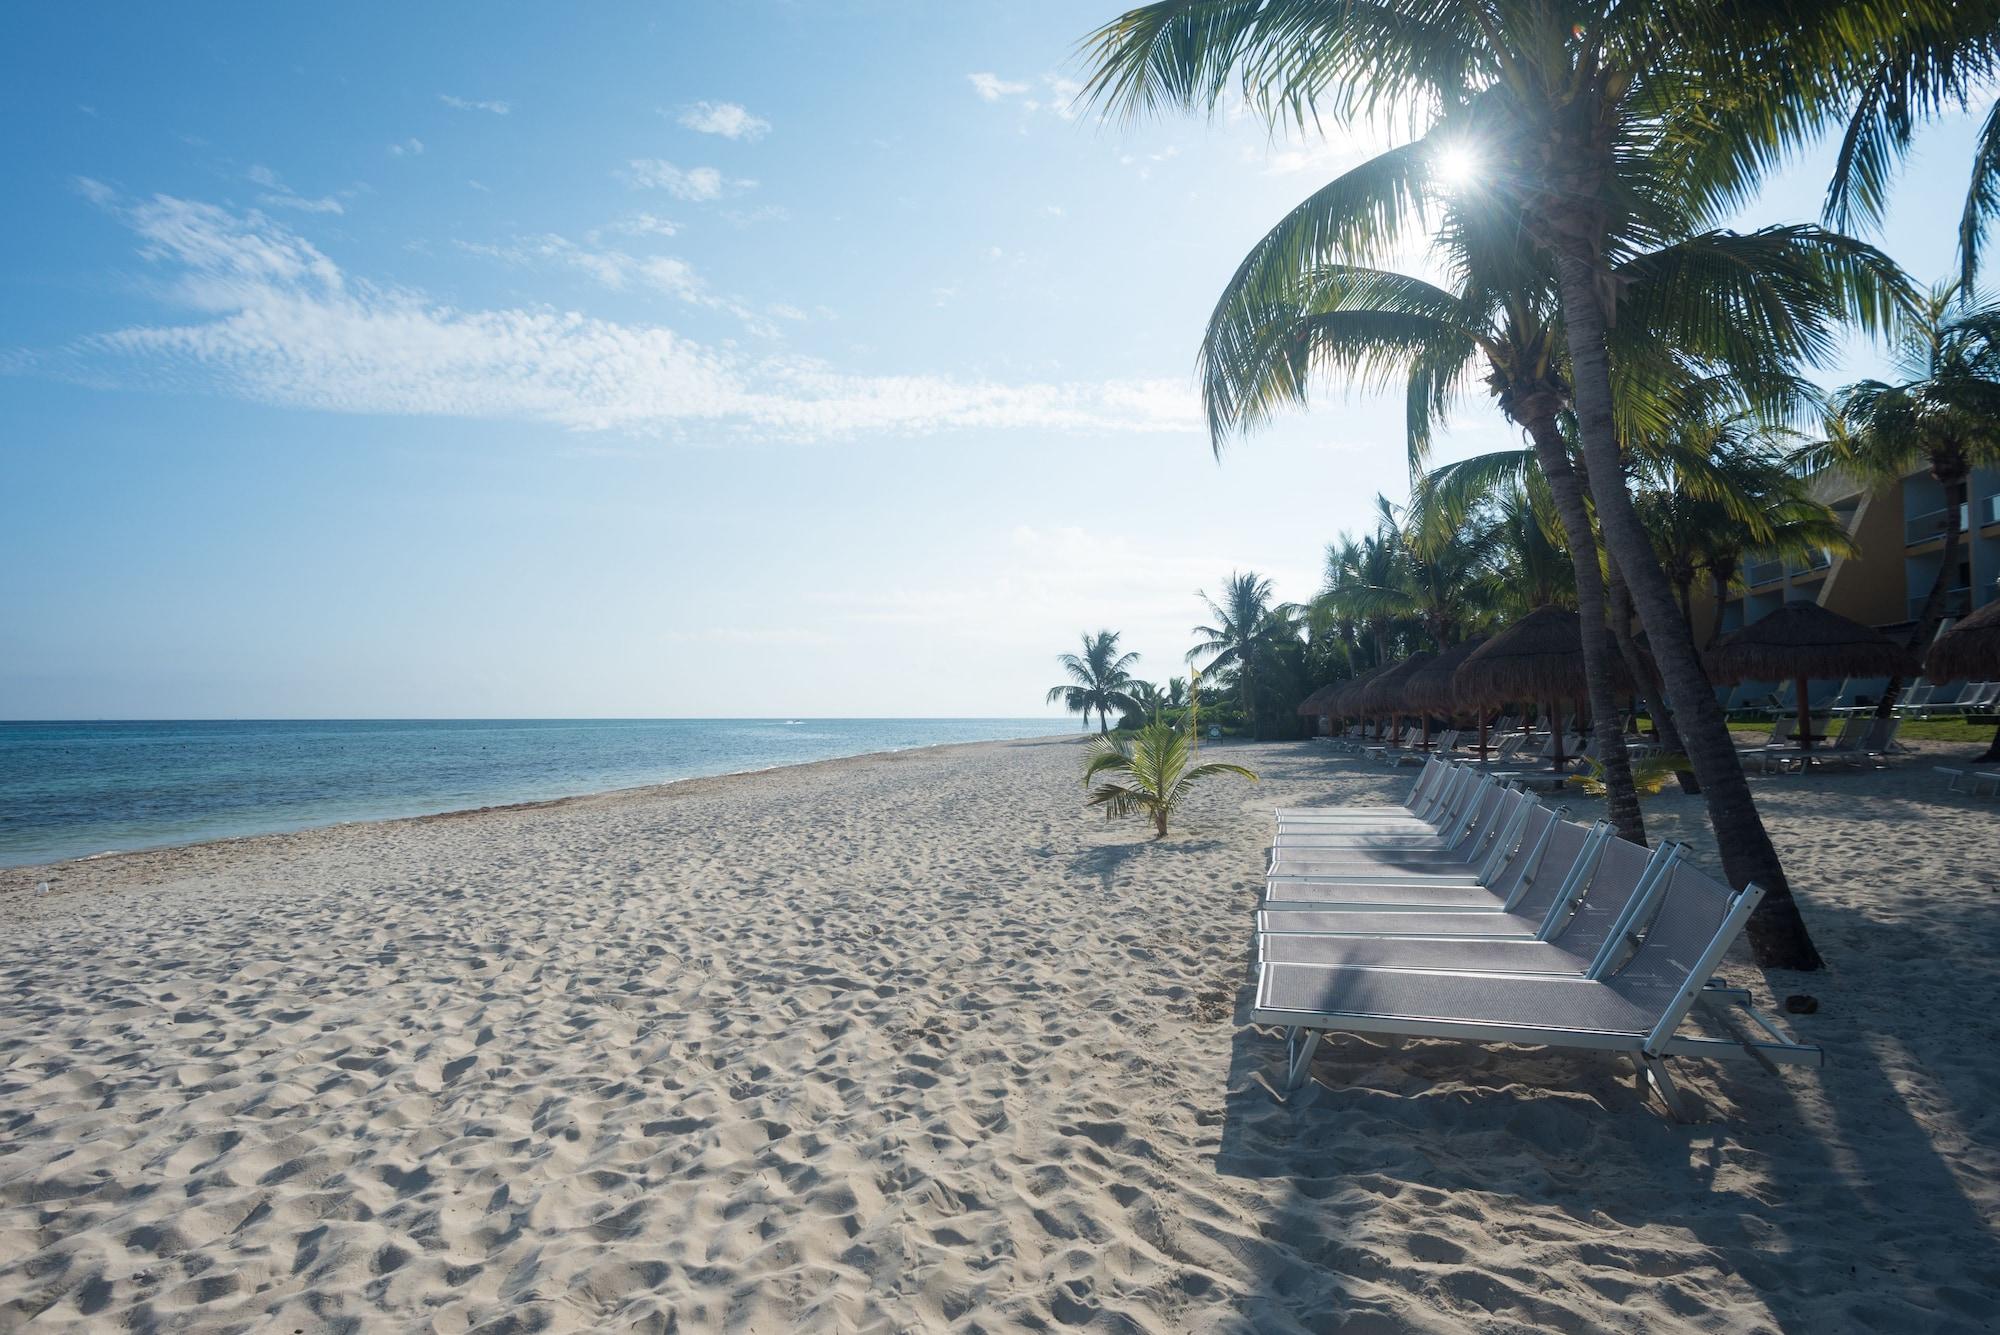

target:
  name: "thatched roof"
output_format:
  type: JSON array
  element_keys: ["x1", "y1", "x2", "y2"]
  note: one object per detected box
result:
[
  {"x1": 1453, "y1": 606, "x2": 1630, "y2": 706},
  {"x1": 1926, "y1": 598, "x2": 2000, "y2": 683},
  {"x1": 1294, "y1": 682, "x2": 1343, "y2": 717},
  {"x1": 1708, "y1": 601, "x2": 1916, "y2": 684},
  {"x1": 1402, "y1": 636, "x2": 1489, "y2": 712},
  {"x1": 1325, "y1": 664, "x2": 1386, "y2": 717},
  {"x1": 1358, "y1": 653, "x2": 1435, "y2": 715}
]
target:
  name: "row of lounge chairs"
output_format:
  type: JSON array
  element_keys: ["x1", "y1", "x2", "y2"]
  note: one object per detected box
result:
[
  {"x1": 1252, "y1": 756, "x2": 1821, "y2": 1120},
  {"x1": 1898, "y1": 680, "x2": 2000, "y2": 718},
  {"x1": 1728, "y1": 677, "x2": 1999, "y2": 720},
  {"x1": 1743, "y1": 713, "x2": 1903, "y2": 773},
  {"x1": 1345, "y1": 719, "x2": 1662, "y2": 772}
]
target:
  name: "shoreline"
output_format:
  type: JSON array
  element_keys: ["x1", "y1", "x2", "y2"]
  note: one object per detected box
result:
[{"x1": 0, "y1": 731, "x2": 1075, "y2": 891}]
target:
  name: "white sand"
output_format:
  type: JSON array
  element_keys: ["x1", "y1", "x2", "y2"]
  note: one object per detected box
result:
[{"x1": 2, "y1": 734, "x2": 1998, "y2": 1332}]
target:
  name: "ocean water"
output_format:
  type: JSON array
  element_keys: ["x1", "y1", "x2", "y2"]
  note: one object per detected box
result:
[{"x1": 0, "y1": 718, "x2": 1068, "y2": 867}]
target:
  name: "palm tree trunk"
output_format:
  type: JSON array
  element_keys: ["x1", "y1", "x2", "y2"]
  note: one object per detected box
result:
[
  {"x1": 1705, "y1": 570, "x2": 1731, "y2": 652},
  {"x1": 1609, "y1": 556, "x2": 1700, "y2": 795},
  {"x1": 1878, "y1": 477, "x2": 1969, "y2": 719},
  {"x1": 1673, "y1": 574, "x2": 1698, "y2": 641},
  {"x1": 1551, "y1": 247, "x2": 1821, "y2": 970},
  {"x1": 1522, "y1": 414, "x2": 1646, "y2": 844}
]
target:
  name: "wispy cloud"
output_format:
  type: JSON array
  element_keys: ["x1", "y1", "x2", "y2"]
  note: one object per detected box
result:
[
  {"x1": 246, "y1": 164, "x2": 345, "y2": 215},
  {"x1": 970, "y1": 73, "x2": 1083, "y2": 120},
  {"x1": 440, "y1": 93, "x2": 510, "y2": 115},
  {"x1": 388, "y1": 138, "x2": 425, "y2": 157},
  {"x1": 602, "y1": 212, "x2": 680, "y2": 238},
  {"x1": 675, "y1": 100, "x2": 770, "y2": 141},
  {"x1": 40, "y1": 187, "x2": 1201, "y2": 443},
  {"x1": 624, "y1": 160, "x2": 753, "y2": 202},
  {"x1": 968, "y1": 72, "x2": 1030, "y2": 102}
]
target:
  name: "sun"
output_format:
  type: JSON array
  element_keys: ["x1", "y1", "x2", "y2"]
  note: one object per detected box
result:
[{"x1": 1435, "y1": 146, "x2": 1480, "y2": 188}]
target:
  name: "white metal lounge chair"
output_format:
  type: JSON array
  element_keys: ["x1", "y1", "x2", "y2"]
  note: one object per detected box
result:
[
  {"x1": 1935, "y1": 766, "x2": 2000, "y2": 796},
  {"x1": 1751, "y1": 712, "x2": 1867, "y2": 772},
  {"x1": 1257, "y1": 836, "x2": 1684, "y2": 977},
  {"x1": 1274, "y1": 780, "x2": 1515, "y2": 850},
  {"x1": 1274, "y1": 767, "x2": 1499, "y2": 841},
  {"x1": 1261, "y1": 808, "x2": 1592, "y2": 917},
  {"x1": 1254, "y1": 862, "x2": 1822, "y2": 1120},
  {"x1": 1269, "y1": 789, "x2": 1525, "y2": 882},
  {"x1": 1276, "y1": 755, "x2": 1456, "y2": 822}
]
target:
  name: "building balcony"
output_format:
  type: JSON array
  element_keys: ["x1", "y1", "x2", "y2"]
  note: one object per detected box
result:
[
  {"x1": 1908, "y1": 587, "x2": 1972, "y2": 622},
  {"x1": 1906, "y1": 503, "x2": 1970, "y2": 546},
  {"x1": 1745, "y1": 559, "x2": 1786, "y2": 587},
  {"x1": 1784, "y1": 549, "x2": 1833, "y2": 578},
  {"x1": 1982, "y1": 493, "x2": 2000, "y2": 528}
]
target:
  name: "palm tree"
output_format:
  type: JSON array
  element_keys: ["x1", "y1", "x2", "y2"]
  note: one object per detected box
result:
[
  {"x1": 1082, "y1": 710, "x2": 1259, "y2": 838},
  {"x1": 1168, "y1": 105, "x2": 1893, "y2": 848},
  {"x1": 1822, "y1": 8, "x2": 2000, "y2": 288},
  {"x1": 1046, "y1": 630, "x2": 1140, "y2": 734},
  {"x1": 1480, "y1": 482, "x2": 1575, "y2": 619},
  {"x1": 1189, "y1": 571, "x2": 1295, "y2": 738},
  {"x1": 1628, "y1": 417, "x2": 1859, "y2": 647},
  {"x1": 1078, "y1": 1, "x2": 1917, "y2": 970},
  {"x1": 1123, "y1": 678, "x2": 1191, "y2": 724},
  {"x1": 1321, "y1": 496, "x2": 1497, "y2": 654},
  {"x1": 1814, "y1": 285, "x2": 2000, "y2": 705}
]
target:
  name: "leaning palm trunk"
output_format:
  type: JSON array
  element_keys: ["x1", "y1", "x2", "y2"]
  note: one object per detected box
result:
[
  {"x1": 1551, "y1": 248, "x2": 1822, "y2": 970},
  {"x1": 1521, "y1": 411, "x2": 1647, "y2": 845},
  {"x1": 1875, "y1": 476, "x2": 1967, "y2": 720},
  {"x1": 1611, "y1": 557, "x2": 1700, "y2": 795}
]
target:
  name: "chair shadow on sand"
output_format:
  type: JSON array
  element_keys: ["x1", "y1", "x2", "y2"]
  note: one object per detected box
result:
[{"x1": 1206, "y1": 894, "x2": 2000, "y2": 1334}]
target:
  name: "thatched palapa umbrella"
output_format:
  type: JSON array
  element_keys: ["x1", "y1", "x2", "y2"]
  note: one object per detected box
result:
[
  {"x1": 1709, "y1": 600, "x2": 1915, "y2": 752},
  {"x1": 1328, "y1": 664, "x2": 1387, "y2": 737},
  {"x1": 1454, "y1": 607, "x2": 1628, "y2": 769},
  {"x1": 1927, "y1": 598, "x2": 2000, "y2": 761},
  {"x1": 1294, "y1": 682, "x2": 1342, "y2": 733},
  {"x1": 1359, "y1": 653, "x2": 1434, "y2": 746},
  {"x1": 1404, "y1": 635, "x2": 1491, "y2": 755}
]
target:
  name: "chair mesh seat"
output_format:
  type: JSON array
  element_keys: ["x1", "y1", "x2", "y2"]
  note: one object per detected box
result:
[
  {"x1": 1256, "y1": 962, "x2": 1665, "y2": 1036},
  {"x1": 1260, "y1": 882, "x2": 1514, "y2": 909},
  {"x1": 1259, "y1": 934, "x2": 1590, "y2": 974},
  {"x1": 1270, "y1": 848, "x2": 1483, "y2": 870},
  {"x1": 1257, "y1": 908, "x2": 1542, "y2": 936}
]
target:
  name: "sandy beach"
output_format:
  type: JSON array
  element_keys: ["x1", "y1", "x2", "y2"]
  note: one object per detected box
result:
[{"x1": 2, "y1": 734, "x2": 1998, "y2": 1332}]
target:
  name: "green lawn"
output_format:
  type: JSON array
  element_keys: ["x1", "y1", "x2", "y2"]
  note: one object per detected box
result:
[
  {"x1": 1721, "y1": 715, "x2": 1996, "y2": 744},
  {"x1": 1629, "y1": 712, "x2": 1997, "y2": 744}
]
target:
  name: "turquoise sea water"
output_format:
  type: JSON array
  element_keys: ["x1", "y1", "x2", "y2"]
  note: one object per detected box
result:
[{"x1": 0, "y1": 718, "x2": 1067, "y2": 867}]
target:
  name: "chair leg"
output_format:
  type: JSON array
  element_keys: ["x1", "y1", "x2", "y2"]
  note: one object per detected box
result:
[
  {"x1": 1639, "y1": 1054, "x2": 1693, "y2": 1122},
  {"x1": 1285, "y1": 1028, "x2": 1322, "y2": 1093}
]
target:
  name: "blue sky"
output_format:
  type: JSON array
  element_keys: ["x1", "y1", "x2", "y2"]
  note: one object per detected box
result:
[{"x1": 1, "y1": 2, "x2": 1988, "y2": 718}]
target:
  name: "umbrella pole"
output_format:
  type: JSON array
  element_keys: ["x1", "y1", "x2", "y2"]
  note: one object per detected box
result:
[
  {"x1": 1477, "y1": 712, "x2": 1489, "y2": 760},
  {"x1": 1550, "y1": 699, "x2": 1566, "y2": 770},
  {"x1": 1421, "y1": 714, "x2": 1432, "y2": 750},
  {"x1": 1797, "y1": 675, "x2": 1812, "y2": 753}
]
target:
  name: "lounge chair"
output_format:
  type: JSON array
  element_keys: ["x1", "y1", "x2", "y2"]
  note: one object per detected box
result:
[
  {"x1": 1936, "y1": 766, "x2": 2000, "y2": 796},
  {"x1": 1276, "y1": 755, "x2": 1456, "y2": 823},
  {"x1": 1751, "y1": 712, "x2": 1867, "y2": 772},
  {"x1": 1261, "y1": 807, "x2": 1592, "y2": 917},
  {"x1": 1275, "y1": 776, "x2": 1513, "y2": 847},
  {"x1": 1838, "y1": 715, "x2": 1903, "y2": 767},
  {"x1": 1275, "y1": 764, "x2": 1500, "y2": 838},
  {"x1": 1269, "y1": 788, "x2": 1526, "y2": 882},
  {"x1": 1257, "y1": 834, "x2": 1683, "y2": 977},
  {"x1": 1254, "y1": 861, "x2": 1823, "y2": 1119}
]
